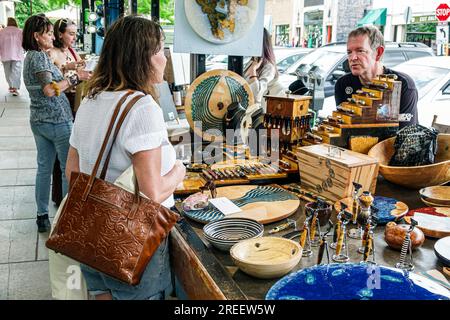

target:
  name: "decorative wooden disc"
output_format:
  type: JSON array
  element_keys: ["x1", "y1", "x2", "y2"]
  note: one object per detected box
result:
[
  {"x1": 334, "y1": 196, "x2": 409, "y2": 225},
  {"x1": 405, "y1": 207, "x2": 450, "y2": 238},
  {"x1": 185, "y1": 69, "x2": 254, "y2": 141},
  {"x1": 420, "y1": 186, "x2": 450, "y2": 207},
  {"x1": 182, "y1": 185, "x2": 299, "y2": 225}
]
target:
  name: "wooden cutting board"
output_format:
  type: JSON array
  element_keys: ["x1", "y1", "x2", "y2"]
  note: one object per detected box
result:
[
  {"x1": 420, "y1": 186, "x2": 450, "y2": 207},
  {"x1": 182, "y1": 184, "x2": 300, "y2": 225},
  {"x1": 334, "y1": 196, "x2": 409, "y2": 225},
  {"x1": 405, "y1": 207, "x2": 450, "y2": 238},
  {"x1": 184, "y1": 69, "x2": 254, "y2": 141}
]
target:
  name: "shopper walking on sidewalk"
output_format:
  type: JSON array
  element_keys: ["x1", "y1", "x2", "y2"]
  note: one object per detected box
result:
[
  {"x1": 0, "y1": 17, "x2": 24, "y2": 96},
  {"x1": 22, "y1": 15, "x2": 90, "y2": 232}
]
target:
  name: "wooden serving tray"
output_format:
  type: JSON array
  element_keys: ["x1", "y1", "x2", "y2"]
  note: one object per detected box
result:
[
  {"x1": 182, "y1": 184, "x2": 300, "y2": 225},
  {"x1": 405, "y1": 207, "x2": 450, "y2": 238}
]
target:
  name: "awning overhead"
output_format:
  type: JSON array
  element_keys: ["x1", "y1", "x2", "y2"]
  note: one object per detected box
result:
[{"x1": 357, "y1": 8, "x2": 387, "y2": 26}]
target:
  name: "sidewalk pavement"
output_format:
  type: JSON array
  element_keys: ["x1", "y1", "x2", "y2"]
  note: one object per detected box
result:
[{"x1": 0, "y1": 63, "x2": 55, "y2": 299}]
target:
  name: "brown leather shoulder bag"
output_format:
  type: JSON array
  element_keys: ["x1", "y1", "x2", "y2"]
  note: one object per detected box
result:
[{"x1": 46, "y1": 90, "x2": 180, "y2": 285}]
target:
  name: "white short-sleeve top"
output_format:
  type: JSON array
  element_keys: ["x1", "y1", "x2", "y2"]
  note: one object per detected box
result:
[{"x1": 69, "y1": 90, "x2": 176, "y2": 208}]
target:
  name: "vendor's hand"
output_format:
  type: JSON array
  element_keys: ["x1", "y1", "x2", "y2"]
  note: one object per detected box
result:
[{"x1": 76, "y1": 69, "x2": 92, "y2": 81}]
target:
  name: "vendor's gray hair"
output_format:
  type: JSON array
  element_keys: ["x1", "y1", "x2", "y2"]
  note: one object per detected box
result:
[{"x1": 348, "y1": 26, "x2": 385, "y2": 52}]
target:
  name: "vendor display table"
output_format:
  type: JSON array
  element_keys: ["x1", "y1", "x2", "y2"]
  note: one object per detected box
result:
[{"x1": 169, "y1": 176, "x2": 448, "y2": 300}]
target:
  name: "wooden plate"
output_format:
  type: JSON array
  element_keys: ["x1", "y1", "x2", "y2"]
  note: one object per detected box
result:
[
  {"x1": 405, "y1": 207, "x2": 450, "y2": 238},
  {"x1": 182, "y1": 185, "x2": 299, "y2": 224},
  {"x1": 334, "y1": 196, "x2": 409, "y2": 225},
  {"x1": 420, "y1": 186, "x2": 450, "y2": 207},
  {"x1": 185, "y1": 70, "x2": 254, "y2": 141}
]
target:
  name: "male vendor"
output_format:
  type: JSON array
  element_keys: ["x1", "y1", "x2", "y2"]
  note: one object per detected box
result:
[{"x1": 335, "y1": 26, "x2": 418, "y2": 128}]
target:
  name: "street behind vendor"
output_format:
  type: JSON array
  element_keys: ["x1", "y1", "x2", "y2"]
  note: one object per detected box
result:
[{"x1": 334, "y1": 26, "x2": 418, "y2": 129}]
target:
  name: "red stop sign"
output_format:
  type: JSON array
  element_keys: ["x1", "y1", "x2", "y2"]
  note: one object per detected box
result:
[{"x1": 436, "y1": 3, "x2": 450, "y2": 22}]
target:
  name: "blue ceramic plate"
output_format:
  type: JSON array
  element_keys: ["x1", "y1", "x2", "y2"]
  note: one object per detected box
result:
[
  {"x1": 266, "y1": 263, "x2": 450, "y2": 300},
  {"x1": 335, "y1": 196, "x2": 409, "y2": 225},
  {"x1": 182, "y1": 185, "x2": 298, "y2": 224}
]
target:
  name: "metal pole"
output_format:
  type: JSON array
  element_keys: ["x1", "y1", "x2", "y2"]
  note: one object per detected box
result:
[{"x1": 151, "y1": 0, "x2": 160, "y2": 22}]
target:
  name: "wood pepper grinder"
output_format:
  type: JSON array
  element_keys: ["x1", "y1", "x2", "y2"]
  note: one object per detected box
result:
[{"x1": 395, "y1": 218, "x2": 418, "y2": 271}]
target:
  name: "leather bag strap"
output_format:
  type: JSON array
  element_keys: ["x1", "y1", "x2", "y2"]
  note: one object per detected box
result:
[
  {"x1": 99, "y1": 93, "x2": 146, "y2": 180},
  {"x1": 81, "y1": 90, "x2": 134, "y2": 201}
]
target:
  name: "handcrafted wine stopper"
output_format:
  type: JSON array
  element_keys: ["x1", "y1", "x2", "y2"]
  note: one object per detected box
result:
[
  {"x1": 331, "y1": 201, "x2": 347, "y2": 250},
  {"x1": 395, "y1": 218, "x2": 418, "y2": 271},
  {"x1": 332, "y1": 209, "x2": 352, "y2": 263},
  {"x1": 308, "y1": 207, "x2": 321, "y2": 247},
  {"x1": 299, "y1": 219, "x2": 313, "y2": 257}
]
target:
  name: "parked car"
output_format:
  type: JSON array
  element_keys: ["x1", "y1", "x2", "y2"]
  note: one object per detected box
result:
[
  {"x1": 279, "y1": 42, "x2": 435, "y2": 110},
  {"x1": 319, "y1": 56, "x2": 450, "y2": 127},
  {"x1": 273, "y1": 47, "x2": 312, "y2": 73},
  {"x1": 205, "y1": 47, "x2": 311, "y2": 72}
]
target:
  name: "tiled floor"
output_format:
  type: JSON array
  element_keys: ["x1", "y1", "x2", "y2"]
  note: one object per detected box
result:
[{"x1": 0, "y1": 64, "x2": 53, "y2": 299}]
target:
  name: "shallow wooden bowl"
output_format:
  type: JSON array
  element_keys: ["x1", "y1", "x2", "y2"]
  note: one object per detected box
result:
[
  {"x1": 368, "y1": 134, "x2": 450, "y2": 189},
  {"x1": 419, "y1": 186, "x2": 450, "y2": 207},
  {"x1": 230, "y1": 237, "x2": 302, "y2": 279}
]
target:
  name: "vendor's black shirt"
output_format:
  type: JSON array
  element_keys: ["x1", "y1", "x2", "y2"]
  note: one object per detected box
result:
[{"x1": 334, "y1": 67, "x2": 418, "y2": 128}]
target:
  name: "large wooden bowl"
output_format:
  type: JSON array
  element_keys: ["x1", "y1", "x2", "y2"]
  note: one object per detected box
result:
[
  {"x1": 368, "y1": 134, "x2": 450, "y2": 189},
  {"x1": 230, "y1": 237, "x2": 302, "y2": 279}
]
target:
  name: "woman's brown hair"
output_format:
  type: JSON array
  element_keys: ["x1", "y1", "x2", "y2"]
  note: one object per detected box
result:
[
  {"x1": 53, "y1": 18, "x2": 77, "y2": 48},
  {"x1": 22, "y1": 15, "x2": 53, "y2": 52},
  {"x1": 258, "y1": 28, "x2": 278, "y2": 76},
  {"x1": 86, "y1": 15, "x2": 164, "y2": 99},
  {"x1": 7, "y1": 17, "x2": 18, "y2": 27}
]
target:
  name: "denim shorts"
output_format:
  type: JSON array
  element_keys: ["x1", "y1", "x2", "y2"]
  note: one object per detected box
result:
[{"x1": 80, "y1": 237, "x2": 173, "y2": 300}]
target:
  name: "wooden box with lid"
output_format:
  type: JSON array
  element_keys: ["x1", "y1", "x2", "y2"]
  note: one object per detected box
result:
[
  {"x1": 294, "y1": 144, "x2": 379, "y2": 202},
  {"x1": 264, "y1": 94, "x2": 312, "y2": 143}
]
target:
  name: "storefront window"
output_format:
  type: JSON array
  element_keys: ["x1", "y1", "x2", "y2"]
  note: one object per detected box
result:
[{"x1": 275, "y1": 24, "x2": 290, "y2": 47}]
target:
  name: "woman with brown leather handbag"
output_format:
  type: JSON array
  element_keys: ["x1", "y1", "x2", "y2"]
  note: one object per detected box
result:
[{"x1": 60, "y1": 16, "x2": 186, "y2": 300}]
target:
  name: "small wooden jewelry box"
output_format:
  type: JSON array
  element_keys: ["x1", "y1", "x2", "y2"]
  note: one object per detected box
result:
[{"x1": 294, "y1": 144, "x2": 379, "y2": 202}]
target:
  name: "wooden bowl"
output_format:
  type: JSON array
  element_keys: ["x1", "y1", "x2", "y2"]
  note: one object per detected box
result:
[
  {"x1": 419, "y1": 186, "x2": 450, "y2": 207},
  {"x1": 230, "y1": 237, "x2": 302, "y2": 279},
  {"x1": 368, "y1": 134, "x2": 450, "y2": 189}
]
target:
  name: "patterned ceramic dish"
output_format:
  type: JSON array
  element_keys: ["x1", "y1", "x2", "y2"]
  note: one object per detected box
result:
[
  {"x1": 203, "y1": 218, "x2": 264, "y2": 251},
  {"x1": 266, "y1": 263, "x2": 450, "y2": 300}
]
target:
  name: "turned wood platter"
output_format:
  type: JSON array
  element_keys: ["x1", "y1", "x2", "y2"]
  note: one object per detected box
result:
[
  {"x1": 405, "y1": 207, "x2": 450, "y2": 238},
  {"x1": 182, "y1": 185, "x2": 299, "y2": 225},
  {"x1": 334, "y1": 196, "x2": 409, "y2": 225},
  {"x1": 185, "y1": 69, "x2": 254, "y2": 141},
  {"x1": 419, "y1": 186, "x2": 450, "y2": 207}
]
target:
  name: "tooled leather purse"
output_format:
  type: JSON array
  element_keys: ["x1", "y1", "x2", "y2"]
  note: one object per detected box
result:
[{"x1": 46, "y1": 90, "x2": 180, "y2": 286}]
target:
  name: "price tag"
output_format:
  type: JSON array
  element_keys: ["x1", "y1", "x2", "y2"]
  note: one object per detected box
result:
[{"x1": 209, "y1": 197, "x2": 242, "y2": 216}]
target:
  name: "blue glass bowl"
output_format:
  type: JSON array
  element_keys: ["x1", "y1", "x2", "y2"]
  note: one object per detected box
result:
[{"x1": 266, "y1": 263, "x2": 450, "y2": 300}]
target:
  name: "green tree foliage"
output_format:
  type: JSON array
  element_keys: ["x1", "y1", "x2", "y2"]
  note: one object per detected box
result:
[
  {"x1": 14, "y1": 0, "x2": 175, "y2": 27},
  {"x1": 138, "y1": 0, "x2": 174, "y2": 24},
  {"x1": 15, "y1": 0, "x2": 50, "y2": 28}
]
